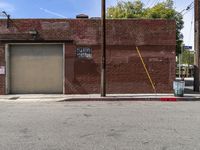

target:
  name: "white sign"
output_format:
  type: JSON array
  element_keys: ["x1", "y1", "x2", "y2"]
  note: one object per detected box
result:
[
  {"x1": 0, "y1": 66, "x2": 5, "y2": 75},
  {"x1": 76, "y1": 47, "x2": 92, "y2": 59}
]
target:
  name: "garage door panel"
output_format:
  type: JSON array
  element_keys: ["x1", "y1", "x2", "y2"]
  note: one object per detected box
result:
[{"x1": 10, "y1": 44, "x2": 63, "y2": 94}]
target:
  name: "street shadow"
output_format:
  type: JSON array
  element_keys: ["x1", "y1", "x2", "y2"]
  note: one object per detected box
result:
[{"x1": 184, "y1": 87, "x2": 200, "y2": 94}]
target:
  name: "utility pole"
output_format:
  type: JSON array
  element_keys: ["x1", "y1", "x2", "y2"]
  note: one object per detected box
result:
[
  {"x1": 179, "y1": 53, "x2": 181, "y2": 78},
  {"x1": 180, "y1": 44, "x2": 184, "y2": 78},
  {"x1": 194, "y1": 0, "x2": 200, "y2": 91},
  {"x1": 101, "y1": 0, "x2": 106, "y2": 97}
]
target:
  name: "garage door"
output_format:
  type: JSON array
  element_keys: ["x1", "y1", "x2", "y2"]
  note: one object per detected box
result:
[{"x1": 9, "y1": 44, "x2": 63, "y2": 94}]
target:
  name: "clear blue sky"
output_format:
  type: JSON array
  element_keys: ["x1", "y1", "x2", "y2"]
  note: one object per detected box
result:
[{"x1": 0, "y1": 0, "x2": 194, "y2": 48}]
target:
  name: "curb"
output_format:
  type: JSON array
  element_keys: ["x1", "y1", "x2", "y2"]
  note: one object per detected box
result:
[{"x1": 58, "y1": 97, "x2": 200, "y2": 102}]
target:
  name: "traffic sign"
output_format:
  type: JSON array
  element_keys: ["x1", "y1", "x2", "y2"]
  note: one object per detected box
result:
[{"x1": 184, "y1": 46, "x2": 193, "y2": 50}]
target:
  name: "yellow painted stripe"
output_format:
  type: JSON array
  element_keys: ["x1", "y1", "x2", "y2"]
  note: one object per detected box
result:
[{"x1": 136, "y1": 47, "x2": 156, "y2": 93}]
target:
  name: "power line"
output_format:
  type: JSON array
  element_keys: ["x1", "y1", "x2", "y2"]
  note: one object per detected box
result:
[
  {"x1": 154, "y1": 0, "x2": 161, "y2": 5},
  {"x1": 149, "y1": 0, "x2": 158, "y2": 7},
  {"x1": 154, "y1": 0, "x2": 160, "y2": 5},
  {"x1": 145, "y1": 0, "x2": 151, "y2": 6},
  {"x1": 180, "y1": 1, "x2": 194, "y2": 14},
  {"x1": 149, "y1": 0, "x2": 163, "y2": 8},
  {"x1": 182, "y1": 5, "x2": 194, "y2": 16},
  {"x1": 187, "y1": 12, "x2": 194, "y2": 45}
]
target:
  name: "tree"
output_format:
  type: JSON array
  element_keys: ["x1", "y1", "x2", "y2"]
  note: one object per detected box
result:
[
  {"x1": 182, "y1": 50, "x2": 194, "y2": 65},
  {"x1": 107, "y1": 0, "x2": 145, "y2": 18},
  {"x1": 107, "y1": 0, "x2": 184, "y2": 55}
]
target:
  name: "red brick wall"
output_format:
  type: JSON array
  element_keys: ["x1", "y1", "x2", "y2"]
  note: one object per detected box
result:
[
  {"x1": 0, "y1": 19, "x2": 176, "y2": 94},
  {"x1": 0, "y1": 19, "x2": 175, "y2": 45},
  {"x1": 106, "y1": 45, "x2": 175, "y2": 93},
  {"x1": 65, "y1": 45, "x2": 175, "y2": 94}
]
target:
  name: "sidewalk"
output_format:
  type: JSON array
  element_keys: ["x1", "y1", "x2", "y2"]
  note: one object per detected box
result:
[{"x1": 0, "y1": 93, "x2": 200, "y2": 102}]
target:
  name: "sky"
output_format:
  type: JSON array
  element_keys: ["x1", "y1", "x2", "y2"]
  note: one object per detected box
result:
[{"x1": 0, "y1": 0, "x2": 194, "y2": 48}]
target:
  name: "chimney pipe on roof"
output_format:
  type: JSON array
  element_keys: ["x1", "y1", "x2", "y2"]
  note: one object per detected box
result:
[{"x1": 76, "y1": 14, "x2": 89, "y2": 19}]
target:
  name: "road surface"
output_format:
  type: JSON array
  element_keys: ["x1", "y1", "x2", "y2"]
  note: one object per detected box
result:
[{"x1": 0, "y1": 101, "x2": 200, "y2": 150}]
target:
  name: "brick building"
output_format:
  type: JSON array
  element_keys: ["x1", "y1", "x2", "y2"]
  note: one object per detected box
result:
[{"x1": 0, "y1": 18, "x2": 176, "y2": 94}]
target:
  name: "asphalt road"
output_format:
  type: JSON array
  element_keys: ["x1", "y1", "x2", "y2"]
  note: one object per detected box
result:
[{"x1": 0, "y1": 101, "x2": 200, "y2": 150}]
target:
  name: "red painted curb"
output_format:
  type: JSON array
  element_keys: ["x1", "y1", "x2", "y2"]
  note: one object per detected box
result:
[{"x1": 160, "y1": 98, "x2": 177, "y2": 101}]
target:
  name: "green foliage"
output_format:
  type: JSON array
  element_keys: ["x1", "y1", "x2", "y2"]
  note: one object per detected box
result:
[
  {"x1": 182, "y1": 50, "x2": 194, "y2": 65},
  {"x1": 107, "y1": 0, "x2": 184, "y2": 55},
  {"x1": 107, "y1": 0, "x2": 145, "y2": 18}
]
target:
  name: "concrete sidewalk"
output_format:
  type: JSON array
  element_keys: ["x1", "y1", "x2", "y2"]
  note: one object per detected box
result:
[
  {"x1": 0, "y1": 78, "x2": 197, "y2": 102},
  {"x1": 0, "y1": 93, "x2": 200, "y2": 102}
]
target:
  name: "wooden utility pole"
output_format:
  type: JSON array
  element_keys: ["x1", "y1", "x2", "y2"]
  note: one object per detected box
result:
[
  {"x1": 194, "y1": 0, "x2": 200, "y2": 91},
  {"x1": 101, "y1": 0, "x2": 106, "y2": 97}
]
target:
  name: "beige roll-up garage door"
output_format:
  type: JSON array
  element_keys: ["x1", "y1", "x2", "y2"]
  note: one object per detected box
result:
[{"x1": 9, "y1": 44, "x2": 63, "y2": 94}]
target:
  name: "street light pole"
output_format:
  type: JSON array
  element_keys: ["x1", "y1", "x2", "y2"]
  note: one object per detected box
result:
[{"x1": 101, "y1": 0, "x2": 106, "y2": 97}]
